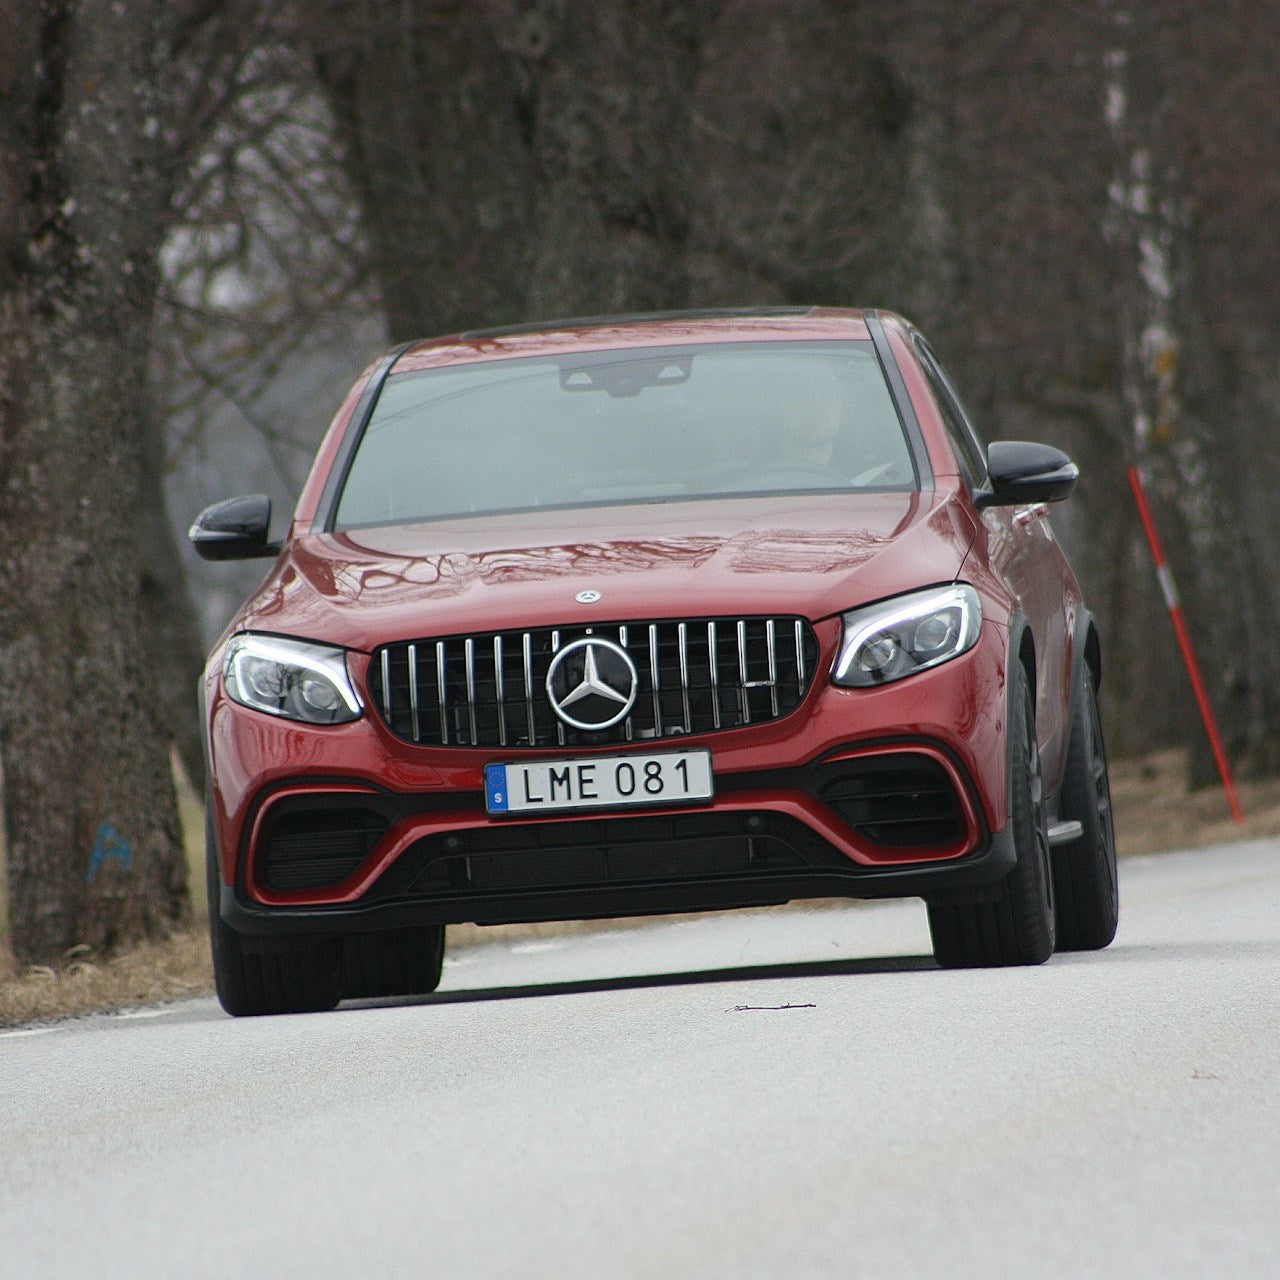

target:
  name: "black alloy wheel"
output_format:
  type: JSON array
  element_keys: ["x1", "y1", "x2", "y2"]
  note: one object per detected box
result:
[{"x1": 927, "y1": 661, "x2": 1056, "y2": 967}]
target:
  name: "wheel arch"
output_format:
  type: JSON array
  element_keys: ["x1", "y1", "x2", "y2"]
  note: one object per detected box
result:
[
  {"x1": 1052, "y1": 608, "x2": 1103, "y2": 819},
  {"x1": 1008, "y1": 610, "x2": 1037, "y2": 710},
  {"x1": 1082, "y1": 611, "x2": 1102, "y2": 690},
  {"x1": 1002, "y1": 609, "x2": 1038, "y2": 814},
  {"x1": 1069, "y1": 607, "x2": 1102, "y2": 711}
]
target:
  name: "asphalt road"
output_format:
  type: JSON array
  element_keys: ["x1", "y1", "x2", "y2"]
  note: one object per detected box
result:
[{"x1": 2, "y1": 839, "x2": 1278, "y2": 1280}]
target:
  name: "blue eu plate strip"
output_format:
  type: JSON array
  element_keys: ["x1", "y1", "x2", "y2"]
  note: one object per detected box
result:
[{"x1": 484, "y1": 764, "x2": 509, "y2": 813}]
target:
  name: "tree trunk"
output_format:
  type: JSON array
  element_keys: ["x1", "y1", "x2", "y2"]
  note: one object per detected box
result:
[
  {"x1": 688, "y1": 0, "x2": 910, "y2": 308},
  {"x1": 519, "y1": 0, "x2": 712, "y2": 318},
  {"x1": 303, "y1": 0, "x2": 719, "y2": 337},
  {"x1": 139, "y1": 407, "x2": 209, "y2": 795},
  {"x1": 303, "y1": 0, "x2": 534, "y2": 341},
  {"x1": 0, "y1": 2, "x2": 190, "y2": 963}
]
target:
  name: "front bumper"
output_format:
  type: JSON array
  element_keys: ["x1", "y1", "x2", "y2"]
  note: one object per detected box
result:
[{"x1": 206, "y1": 623, "x2": 1015, "y2": 938}]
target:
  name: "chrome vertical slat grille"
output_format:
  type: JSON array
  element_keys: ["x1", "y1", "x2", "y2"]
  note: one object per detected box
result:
[
  {"x1": 434, "y1": 641, "x2": 447, "y2": 744},
  {"x1": 648, "y1": 623, "x2": 662, "y2": 732},
  {"x1": 492, "y1": 636, "x2": 506, "y2": 747},
  {"x1": 707, "y1": 621, "x2": 721, "y2": 730},
  {"x1": 551, "y1": 630, "x2": 565, "y2": 747},
  {"x1": 407, "y1": 643, "x2": 421, "y2": 742},
  {"x1": 522, "y1": 632, "x2": 535, "y2": 747},
  {"x1": 618, "y1": 625, "x2": 633, "y2": 742},
  {"x1": 677, "y1": 623, "x2": 692, "y2": 730},
  {"x1": 464, "y1": 638, "x2": 477, "y2": 746},
  {"x1": 765, "y1": 619, "x2": 779, "y2": 718},
  {"x1": 368, "y1": 615, "x2": 820, "y2": 749},
  {"x1": 379, "y1": 650, "x2": 392, "y2": 721}
]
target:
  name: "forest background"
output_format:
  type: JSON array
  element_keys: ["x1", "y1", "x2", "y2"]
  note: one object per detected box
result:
[{"x1": 1, "y1": 0, "x2": 1278, "y2": 967}]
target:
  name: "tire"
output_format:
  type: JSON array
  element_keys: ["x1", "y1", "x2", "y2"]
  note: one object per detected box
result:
[
  {"x1": 341, "y1": 925, "x2": 447, "y2": 1000},
  {"x1": 1052, "y1": 665, "x2": 1119, "y2": 950},
  {"x1": 206, "y1": 804, "x2": 342, "y2": 1017},
  {"x1": 927, "y1": 662, "x2": 1056, "y2": 967}
]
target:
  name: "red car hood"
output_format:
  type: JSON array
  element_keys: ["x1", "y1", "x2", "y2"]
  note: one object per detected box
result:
[{"x1": 241, "y1": 490, "x2": 978, "y2": 650}]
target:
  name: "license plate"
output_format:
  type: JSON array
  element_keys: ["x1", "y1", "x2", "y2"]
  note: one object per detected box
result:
[{"x1": 485, "y1": 749, "x2": 714, "y2": 816}]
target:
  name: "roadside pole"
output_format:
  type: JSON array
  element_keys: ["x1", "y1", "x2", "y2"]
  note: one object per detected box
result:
[{"x1": 1127, "y1": 465, "x2": 1245, "y2": 825}]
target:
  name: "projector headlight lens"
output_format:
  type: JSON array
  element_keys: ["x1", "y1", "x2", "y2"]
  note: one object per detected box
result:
[
  {"x1": 224, "y1": 634, "x2": 362, "y2": 724},
  {"x1": 833, "y1": 585, "x2": 982, "y2": 687}
]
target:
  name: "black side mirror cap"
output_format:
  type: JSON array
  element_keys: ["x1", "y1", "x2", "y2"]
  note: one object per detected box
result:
[
  {"x1": 976, "y1": 441, "x2": 1079, "y2": 508},
  {"x1": 188, "y1": 494, "x2": 281, "y2": 561}
]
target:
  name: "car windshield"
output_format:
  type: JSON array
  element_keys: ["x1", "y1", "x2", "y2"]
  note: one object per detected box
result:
[{"x1": 333, "y1": 339, "x2": 919, "y2": 528}]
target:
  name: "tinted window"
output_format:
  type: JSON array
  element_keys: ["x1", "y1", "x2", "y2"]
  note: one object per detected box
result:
[{"x1": 334, "y1": 341, "x2": 919, "y2": 528}]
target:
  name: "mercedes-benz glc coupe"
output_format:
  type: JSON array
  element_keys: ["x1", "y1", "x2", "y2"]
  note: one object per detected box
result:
[{"x1": 191, "y1": 308, "x2": 1117, "y2": 1015}]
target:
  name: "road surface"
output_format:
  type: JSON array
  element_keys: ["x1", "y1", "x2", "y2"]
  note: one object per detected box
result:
[{"x1": 2, "y1": 839, "x2": 1278, "y2": 1279}]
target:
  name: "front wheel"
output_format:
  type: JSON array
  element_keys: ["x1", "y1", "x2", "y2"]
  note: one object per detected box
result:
[
  {"x1": 927, "y1": 662, "x2": 1056, "y2": 968},
  {"x1": 206, "y1": 805, "x2": 342, "y2": 1017},
  {"x1": 341, "y1": 925, "x2": 446, "y2": 1000},
  {"x1": 209, "y1": 894, "x2": 343, "y2": 1016}
]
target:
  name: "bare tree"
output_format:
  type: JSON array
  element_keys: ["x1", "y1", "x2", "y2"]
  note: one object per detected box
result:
[
  {"x1": 297, "y1": 0, "x2": 726, "y2": 337},
  {"x1": 0, "y1": 0, "x2": 285, "y2": 963}
]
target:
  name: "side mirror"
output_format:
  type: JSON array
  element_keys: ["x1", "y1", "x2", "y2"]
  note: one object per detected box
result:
[
  {"x1": 977, "y1": 441, "x2": 1078, "y2": 508},
  {"x1": 188, "y1": 494, "x2": 280, "y2": 561}
]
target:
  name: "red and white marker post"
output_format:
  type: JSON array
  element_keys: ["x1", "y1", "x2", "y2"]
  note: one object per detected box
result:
[{"x1": 1126, "y1": 465, "x2": 1245, "y2": 825}]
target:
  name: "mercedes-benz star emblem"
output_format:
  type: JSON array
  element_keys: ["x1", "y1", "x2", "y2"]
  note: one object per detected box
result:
[
  {"x1": 575, "y1": 590, "x2": 602, "y2": 604},
  {"x1": 545, "y1": 638, "x2": 638, "y2": 731}
]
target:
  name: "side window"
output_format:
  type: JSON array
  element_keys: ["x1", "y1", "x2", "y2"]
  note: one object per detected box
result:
[{"x1": 913, "y1": 336, "x2": 988, "y2": 488}]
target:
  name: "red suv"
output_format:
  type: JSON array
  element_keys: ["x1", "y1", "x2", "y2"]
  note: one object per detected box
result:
[{"x1": 191, "y1": 308, "x2": 1117, "y2": 1015}]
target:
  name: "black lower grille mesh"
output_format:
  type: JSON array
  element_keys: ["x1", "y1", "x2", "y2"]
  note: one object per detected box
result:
[
  {"x1": 259, "y1": 808, "x2": 389, "y2": 891},
  {"x1": 375, "y1": 809, "x2": 853, "y2": 899},
  {"x1": 820, "y1": 756, "x2": 966, "y2": 848}
]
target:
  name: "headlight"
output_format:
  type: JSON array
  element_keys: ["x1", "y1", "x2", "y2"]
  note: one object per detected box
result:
[
  {"x1": 224, "y1": 634, "x2": 363, "y2": 724},
  {"x1": 833, "y1": 584, "x2": 982, "y2": 687}
]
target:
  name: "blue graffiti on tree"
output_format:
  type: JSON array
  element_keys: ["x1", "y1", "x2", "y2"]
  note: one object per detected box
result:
[{"x1": 86, "y1": 824, "x2": 132, "y2": 881}]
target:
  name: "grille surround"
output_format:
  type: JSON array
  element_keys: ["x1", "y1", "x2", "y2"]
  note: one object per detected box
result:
[{"x1": 368, "y1": 616, "x2": 820, "y2": 749}]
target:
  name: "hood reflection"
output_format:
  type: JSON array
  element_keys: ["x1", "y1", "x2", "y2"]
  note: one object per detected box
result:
[
  {"x1": 314, "y1": 493, "x2": 929, "y2": 605},
  {"x1": 239, "y1": 492, "x2": 970, "y2": 645}
]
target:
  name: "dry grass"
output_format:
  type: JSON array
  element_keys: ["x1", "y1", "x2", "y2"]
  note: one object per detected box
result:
[
  {"x1": 1, "y1": 748, "x2": 1278, "y2": 1028},
  {"x1": 0, "y1": 757, "x2": 212, "y2": 1028},
  {"x1": 0, "y1": 929, "x2": 212, "y2": 1028},
  {"x1": 1109, "y1": 749, "x2": 1280, "y2": 856}
]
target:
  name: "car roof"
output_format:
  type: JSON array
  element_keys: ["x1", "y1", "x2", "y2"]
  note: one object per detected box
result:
[{"x1": 391, "y1": 306, "x2": 879, "y2": 374}]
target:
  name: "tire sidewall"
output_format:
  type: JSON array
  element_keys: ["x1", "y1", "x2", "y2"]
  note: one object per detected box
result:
[{"x1": 1008, "y1": 659, "x2": 1056, "y2": 959}]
